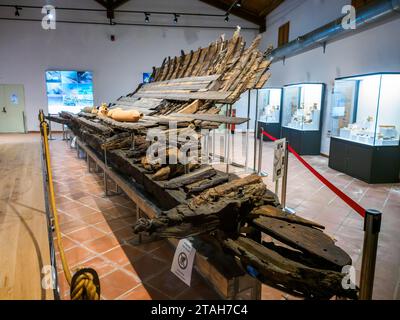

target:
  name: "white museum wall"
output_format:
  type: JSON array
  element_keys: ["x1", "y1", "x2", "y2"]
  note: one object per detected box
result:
[
  {"x1": 260, "y1": 0, "x2": 400, "y2": 154},
  {"x1": 0, "y1": 0, "x2": 258, "y2": 131}
]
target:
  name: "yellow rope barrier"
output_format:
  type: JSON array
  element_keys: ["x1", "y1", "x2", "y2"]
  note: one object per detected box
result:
[{"x1": 39, "y1": 110, "x2": 100, "y2": 300}]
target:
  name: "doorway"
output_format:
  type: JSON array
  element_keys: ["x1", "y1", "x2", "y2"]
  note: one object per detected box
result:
[{"x1": 0, "y1": 84, "x2": 26, "y2": 133}]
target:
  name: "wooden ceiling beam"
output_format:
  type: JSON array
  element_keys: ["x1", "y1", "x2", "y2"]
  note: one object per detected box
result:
[
  {"x1": 260, "y1": 0, "x2": 284, "y2": 17},
  {"x1": 94, "y1": 0, "x2": 131, "y2": 19},
  {"x1": 199, "y1": 0, "x2": 266, "y2": 32}
]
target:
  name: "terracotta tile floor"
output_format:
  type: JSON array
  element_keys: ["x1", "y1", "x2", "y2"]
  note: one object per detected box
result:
[{"x1": 49, "y1": 133, "x2": 400, "y2": 300}]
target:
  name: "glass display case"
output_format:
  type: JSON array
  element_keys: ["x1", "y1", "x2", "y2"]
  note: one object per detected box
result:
[
  {"x1": 331, "y1": 73, "x2": 400, "y2": 146},
  {"x1": 282, "y1": 83, "x2": 324, "y2": 131},
  {"x1": 256, "y1": 88, "x2": 282, "y2": 141},
  {"x1": 329, "y1": 73, "x2": 400, "y2": 184},
  {"x1": 281, "y1": 83, "x2": 325, "y2": 155},
  {"x1": 257, "y1": 88, "x2": 282, "y2": 124}
]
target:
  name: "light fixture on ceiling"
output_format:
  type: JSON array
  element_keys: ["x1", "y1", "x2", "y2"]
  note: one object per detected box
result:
[
  {"x1": 173, "y1": 13, "x2": 180, "y2": 24},
  {"x1": 224, "y1": 13, "x2": 229, "y2": 22},
  {"x1": 144, "y1": 12, "x2": 150, "y2": 23},
  {"x1": 236, "y1": 0, "x2": 242, "y2": 8},
  {"x1": 14, "y1": 6, "x2": 21, "y2": 17}
]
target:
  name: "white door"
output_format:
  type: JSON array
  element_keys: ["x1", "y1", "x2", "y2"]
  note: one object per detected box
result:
[{"x1": 0, "y1": 84, "x2": 26, "y2": 133}]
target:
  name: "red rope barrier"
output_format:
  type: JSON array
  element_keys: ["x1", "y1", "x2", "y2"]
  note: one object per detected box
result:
[{"x1": 261, "y1": 130, "x2": 366, "y2": 218}]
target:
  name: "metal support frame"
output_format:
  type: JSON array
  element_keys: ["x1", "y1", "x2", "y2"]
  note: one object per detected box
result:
[
  {"x1": 257, "y1": 127, "x2": 268, "y2": 177},
  {"x1": 253, "y1": 90, "x2": 259, "y2": 171},
  {"x1": 281, "y1": 141, "x2": 295, "y2": 215},
  {"x1": 102, "y1": 148, "x2": 122, "y2": 197},
  {"x1": 359, "y1": 209, "x2": 382, "y2": 300}
]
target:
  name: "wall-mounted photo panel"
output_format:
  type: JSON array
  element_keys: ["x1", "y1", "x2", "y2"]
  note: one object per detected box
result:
[{"x1": 46, "y1": 70, "x2": 94, "y2": 114}]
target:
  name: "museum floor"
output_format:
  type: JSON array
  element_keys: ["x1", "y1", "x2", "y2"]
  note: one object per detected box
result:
[{"x1": 1, "y1": 133, "x2": 399, "y2": 300}]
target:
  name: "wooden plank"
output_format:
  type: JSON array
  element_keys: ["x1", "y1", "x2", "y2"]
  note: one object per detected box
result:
[
  {"x1": 133, "y1": 91, "x2": 231, "y2": 101},
  {"x1": 185, "y1": 172, "x2": 229, "y2": 194},
  {"x1": 147, "y1": 74, "x2": 220, "y2": 85},
  {"x1": 76, "y1": 117, "x2": 114, "y2": 136},
  {"x1": 140, "y1": 83, "x2": 210, "y2": 91},
  {"x1": 0, "y1": 134, "x2": 53, "y2": 300},
  {"x1": 111, "y1": 105, "x2": 154, "y2": 115},
  {"x1": 168, "y1": 113, "x2": 249, "y2": 124},
  {"x1": 252, "y1": 217, "x2": 352, "y2": 268},
  {"x1": 223, "y1": 236, "x2": 357, "y2": 299},
  {"x1": 162, "y1": 166, "x2": 217, "y2": 189},
  {"x1": 251, "y1": 205, "x2": 325, "y2": 229}
]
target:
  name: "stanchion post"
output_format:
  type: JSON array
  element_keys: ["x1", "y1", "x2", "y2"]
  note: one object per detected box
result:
[
  {"x1": 104, "y1": 149, "x2": 108, "y2": 196},
  {"x1": 359, "y1": 209, "x2": 382, "y2": 300},
  {"x1": 244, "y1": 91, "x2": 251, "y2": 172},
  {"x1": 281, "y1": 141, "x2": 295, "y2": 215}
]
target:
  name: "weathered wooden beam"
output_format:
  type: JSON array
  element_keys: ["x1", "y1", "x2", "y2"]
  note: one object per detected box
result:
[
  {"x1": 251, "y1": 205, "x2": 325, "y2": 230},
  {"x1": 252, "y1": 217, "x2": 352, "y2": 269},
  {"x1": 162, "y1": 166, "x2": 217, "y2": 189},
  {"x1": 167, "y1": 113, "x2": 249, "y2": 124},
  {"x1": 223, "y1": 236, "x2": 358, "y2": 300}
]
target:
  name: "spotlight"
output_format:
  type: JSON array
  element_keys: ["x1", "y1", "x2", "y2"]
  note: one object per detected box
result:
[
  {"x1": 173, "y1": 13, "x2": 180, "y2": 24},
  {"x1": 224, "y1": 13, "x2": 229, "y2": 22},
  {"x1": 15, "y1": 6, "x2": 21, "y2": 17},
  {"x1": 236, "y1": 0, "x2": 242, "y2": 8},
  {"x1": 145, "y1": 12, "x2": 150, "y2": 23}
]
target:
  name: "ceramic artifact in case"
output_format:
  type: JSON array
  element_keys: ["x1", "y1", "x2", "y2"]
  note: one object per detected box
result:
[
  {"x1": 257, "y1": 88, "x2": 282, "y2": 141},
  {"x1": 331, "y1": 73, "x2": 400, "y2": 146},
  {"x1": 281, "y1": 83, "x2": 325, "y2": 155},
  {"x1": 329, "y1": 73, "x2": 400, "y2": 183}
]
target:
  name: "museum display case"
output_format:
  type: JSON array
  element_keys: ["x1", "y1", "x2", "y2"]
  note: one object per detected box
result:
[
  {"x1": 329, "y1": 73, "x2": 400, "y2": 183},
  {"x1": 281, "y1": 83, "x2": 325, "y2": 155},
  {"x1": 256, "y1": 88, "x2": 282, "y2": 141}
]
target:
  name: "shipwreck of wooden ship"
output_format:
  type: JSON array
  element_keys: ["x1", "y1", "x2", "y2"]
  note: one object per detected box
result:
[{"x1": 54, "y1": 28, "x2": 358, "y2": 300}]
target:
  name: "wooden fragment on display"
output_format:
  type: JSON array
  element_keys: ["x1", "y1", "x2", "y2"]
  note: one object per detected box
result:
[
  {"x1": 185, "y1": 172, "x2": 229, "y2": 194},
  {"x1": 177, "y1": 100, "x2": 202, "y2": 114},
  {"x1": 170, "y1": 50, "x2": 185, "y2": 79},
  {"x1": 162, "y1": 166, "x2": 217, "y2": 189},
  {"x1": 168, "y1": 113, "x2": 249, "y2": 125},
  {"x1": 251, "y1": 205, "x2": 325, "y2": 229},
  {"x1": 76, "y1": 117, "x2": 114, "y2": 136},
  {"x1": 184, "y1": 48, "x2": 201, "y2": 78},
  {"x1": 134, "y1": 91, "x2": 232, "y2": 101},
  {"x1": 252, "y1": 217, "x2": 352, "y2": 268},
  {"x1": 223, "y1": 237, "x2": 357, "y2": 300}
]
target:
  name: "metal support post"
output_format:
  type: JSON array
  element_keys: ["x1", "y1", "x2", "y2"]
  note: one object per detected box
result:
[
  {"x1": 49, "y1": 119, "x2": 55, "y2": 140},
  {"x1": 62, "y1": 124, "x2": 66, "y2": 141},
  {"x1": 226, "y1": 104, "x2": 232, "y2": 174},
  {"x1": 281, "y1": 141, "x2": 295, "y2": 215},
  {"x1": 359, "y1": 209, "x2": 382, "y2": 300},
  {"x1": 253, "y1": 90, "x2": 259, "y2": 171},
  {"x1": 104, "y1": 149, "x2": 109, "y2": 196},
  {"x1": 244, "y1": 91, "x2": 251, "y2": 172},
  {"x1": 257, "y1": 128, "x2": 268, "y2": 177},
  {"x1": 212, "y1": 129, "x2": 216, "y2": 163}
]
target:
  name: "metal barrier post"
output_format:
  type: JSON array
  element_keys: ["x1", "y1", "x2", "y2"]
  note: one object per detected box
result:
[
  {"x1": 281, "y1": 141, "x2": 295, "y2": 215},
  {"x1": 244, "y1": 91, "x2": 251, "y2": 172},
  {"x1": 359, "y1": 209, "x2": 382, "y2": 300},
  {"x1": 253, "y1": 90, "x2": 259, "y2": 171},
  {"x1": 257, "y1": 128, "x2": 268, "y2": 177}
]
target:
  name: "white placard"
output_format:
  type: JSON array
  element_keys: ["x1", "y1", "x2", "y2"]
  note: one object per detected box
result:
[
  {"x1": 171, "y1": 239, "x2": 196, "y2": 286},
  {"x1": 273, "y1": 138, "x2": 286, "y2": 182}
]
